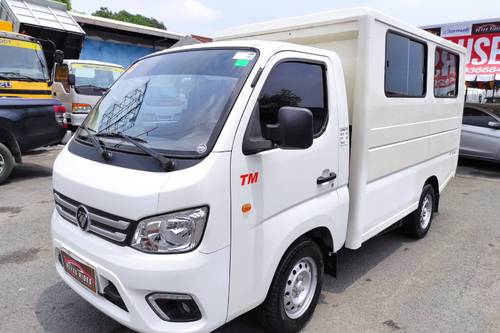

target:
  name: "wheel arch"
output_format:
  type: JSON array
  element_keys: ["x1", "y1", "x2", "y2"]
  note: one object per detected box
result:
[
  {"x1": 424, "y1": 175, "x2": 439, "y2": 212},
  {"x1": 304, "y1": 226, "x2": 337, "y2": 276},
  {"x1": 0, "y1": 127, "x2": 22, "y2": 163},
  {"x1": 265, "y1": 225, "x2": 336, "y2": 298}
]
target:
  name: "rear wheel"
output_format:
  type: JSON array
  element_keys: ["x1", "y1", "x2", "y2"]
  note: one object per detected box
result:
[
  {"x1": 403, "y1": 183, "x2": 436, "y2": 238},
  {"x1": 0, "y1": 142, "x2": 14, "y2": 185},
  {"x1": 257, "y1": 238, "x2": 324, "y2": 333}
]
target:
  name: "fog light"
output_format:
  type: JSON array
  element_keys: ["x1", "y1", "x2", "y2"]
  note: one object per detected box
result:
[{"x1": 146, "y1": 293, "x2": 201, "y2": 322}]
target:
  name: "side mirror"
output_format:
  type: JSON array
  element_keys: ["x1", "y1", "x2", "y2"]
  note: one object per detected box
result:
[
  {"x1": 67, "y1": 74, "x2": 76, "y2": 86},
  {"x1": 264, "y1": 106, "x2": 313, "y2": 150},
  {"x1": 488, "y1": 121, "x2": 500, "y2": 129},
  {"x1": 54, "y1": 50, "x2": 64, "y2": 64}
]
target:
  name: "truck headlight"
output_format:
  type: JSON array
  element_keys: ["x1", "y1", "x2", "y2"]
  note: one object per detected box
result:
[
  {"x1": 72, "y1": 103, "x2": 92, "y2": 113},
  {"x1": 131, "y1": 207, "x2": 208, "y2": 253}
]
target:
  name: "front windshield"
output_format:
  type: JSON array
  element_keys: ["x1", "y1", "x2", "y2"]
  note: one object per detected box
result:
[
  {"x1": 83, "y1": 48, "x2": 258, "y2": 156},
  {"x1": 71, "y1": 63, "x2": 124, "y2": 89},
  {"x1": 0, "y1": 38, "x2": 48, "y2": 81}
]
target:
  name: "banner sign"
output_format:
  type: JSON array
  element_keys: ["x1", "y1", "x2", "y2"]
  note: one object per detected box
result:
[{"x1": 425, "y1": 20, "x2": 500, "y2": 78}]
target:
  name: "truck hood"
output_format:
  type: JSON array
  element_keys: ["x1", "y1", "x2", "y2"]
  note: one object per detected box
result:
[
  {"x1": 52, "y1": 144, "x2": 168, "y2": 221},
  {"x1": 52, "y1": 143, "x2": 232, "y2": 253}
]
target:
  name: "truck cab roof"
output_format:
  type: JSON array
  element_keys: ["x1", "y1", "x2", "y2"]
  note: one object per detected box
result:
[
  {"x1": 62, "y1": 59, "x2": 124, "y2": 68},
  {"x1": 148, "y1": 39, "x2": 338, "y2": 64},
  {"x1": 0, "y1": 30, "x2": 38, "y2": 43}
]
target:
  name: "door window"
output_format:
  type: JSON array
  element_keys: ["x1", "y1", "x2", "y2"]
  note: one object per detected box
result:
[
  {"x1": 463, "y1": 107, "x2": 497, "y2": 127},
  {"x1": 54, "y1": 64, "x2": 70, "y2": 93},
  {"x1": 256, "y1": 61, "x2": 327, "y2": 137}
]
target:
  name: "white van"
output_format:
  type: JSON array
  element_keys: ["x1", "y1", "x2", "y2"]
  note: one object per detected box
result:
[
  {"x1": 51, "y1": 8, "x2": 465, "y2": 333},
  {"x1": 465, "y1": 87, "x2": 487, "y2": 104},
  {"x1": 52, "y1": 60, "x2": 124, "y2": 130}
]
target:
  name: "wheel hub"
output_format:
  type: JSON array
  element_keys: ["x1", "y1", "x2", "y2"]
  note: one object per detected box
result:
[
  {"x1": 0, "y1": 154, "x2": 5, "y2": 174},
  {"x1": 283, "y1": 257, "x2": 318, "y2": 319},
  {"x1": 420, "y1": 193, "x2": 433, "y2": 229}
]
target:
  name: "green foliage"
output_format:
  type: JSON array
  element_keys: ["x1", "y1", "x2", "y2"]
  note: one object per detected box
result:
[
  {"x1": 53, "y1": 0, "x2": 71, "y2": 11},
  {"x1": 92, "y1": 7, "x2": 166, "y2": 30},
  {"x1": 260, "y1": 89, "x2": 302, "y2": 111}
]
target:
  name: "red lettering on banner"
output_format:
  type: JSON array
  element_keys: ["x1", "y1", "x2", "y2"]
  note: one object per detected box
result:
[{"x1": 447, "y1": 33, "x2": 500, "y2": 74}]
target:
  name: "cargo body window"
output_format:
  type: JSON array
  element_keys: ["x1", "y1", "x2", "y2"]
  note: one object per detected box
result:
[
  {"x1": 257, "y1": 61, "x2": 327, "y2": 135},
  {"x1": 385, "y1": 32, "x2": 427, "y2": 97},
  {"x1": 434, "y1": 48, "x2": 459, "y2": 98}
]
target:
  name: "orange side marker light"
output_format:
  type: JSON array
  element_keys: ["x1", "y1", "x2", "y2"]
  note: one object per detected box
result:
[{"x1": 242, "y1": 203, "x2": 252, "y2": 213}]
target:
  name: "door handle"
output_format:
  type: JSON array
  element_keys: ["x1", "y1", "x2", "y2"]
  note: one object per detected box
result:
[{"x1": 317, "y1": 172, "x2": 337, "y2": 185}]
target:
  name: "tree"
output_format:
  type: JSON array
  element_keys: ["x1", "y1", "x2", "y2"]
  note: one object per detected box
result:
[
  {"x1": 53, "y1": 0, "x2": 71, "y2": 10},
  {"x1": 92, "y1": 7, "x2": 166, "y2": 30}
]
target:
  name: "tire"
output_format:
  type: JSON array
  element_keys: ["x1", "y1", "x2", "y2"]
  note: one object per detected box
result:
[
  {"x1": 257, "y1": 238, "x2": 324, "y2": 333},
  {"x1": 403, "y1": 183, "x2": 436, "y2": 238},
  {"x1": 0, "y1": 142, "x2": 15, "y2": 185}
]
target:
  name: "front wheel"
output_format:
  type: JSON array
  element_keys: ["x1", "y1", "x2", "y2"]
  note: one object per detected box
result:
[
  {"x1": 0, "y1": 142, "x2": 15, "y2": 185},
  {"x1": 257, "y1": 238, "x2": 324, "y2": 333}
]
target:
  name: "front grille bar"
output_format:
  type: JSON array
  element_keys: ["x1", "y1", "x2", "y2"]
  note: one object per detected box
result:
[{"x1": 54, "y1": 192, "x2": 130, "y2": 243}]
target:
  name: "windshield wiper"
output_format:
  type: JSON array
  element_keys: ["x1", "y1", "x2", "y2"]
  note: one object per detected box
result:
[
  {"x1": 0, "y1": 72, "x2": 38, "y2": 82},
  {"x1": 96, "y1": 132, "x2": 148, "y2": 143},
  {"x1": 97, "y1": 132, "x2": 175, "y2": 171},
  {"x1": 80, "y1": 126, "x2": 112, "y2": 161}
]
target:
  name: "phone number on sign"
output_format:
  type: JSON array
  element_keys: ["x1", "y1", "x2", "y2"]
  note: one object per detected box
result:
[{"x1": 466, "y1": 66, "x2": 500, "y2": 74}]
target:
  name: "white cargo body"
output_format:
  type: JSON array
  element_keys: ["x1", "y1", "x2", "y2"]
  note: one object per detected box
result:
[
  {"x1": 50, "y1": 7, "x2": 466, "y2": 333},
  {"x1": 216, "y1": 7, "x2": 467, "y2": 249}
]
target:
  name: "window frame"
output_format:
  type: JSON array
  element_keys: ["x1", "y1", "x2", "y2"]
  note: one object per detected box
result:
[
  {"x1": 434, "y1": 46, "x2": 460, "y2": 99},
  {"x1": 256, "y1": 58, "x2": 330, "y2": 139},
  {"x1": 78, "y1": 47, "x2": 260, "y2": 159},
  {"x1": 384, "y1": 30, "x2": 428, "y2": 98}
]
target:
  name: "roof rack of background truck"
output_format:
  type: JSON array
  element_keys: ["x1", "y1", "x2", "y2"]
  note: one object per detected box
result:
[{"x1": 0, "y1": 0, "x2": 86, "y2": 61}]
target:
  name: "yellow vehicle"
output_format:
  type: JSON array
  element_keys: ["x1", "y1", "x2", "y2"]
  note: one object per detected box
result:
[{"x1": 0, "y1": 30, "x2": 52, "y2": 98}]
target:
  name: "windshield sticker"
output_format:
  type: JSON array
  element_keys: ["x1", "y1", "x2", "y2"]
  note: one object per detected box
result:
[
  {"x1": 197, "y1": 144, "x2": 207, "y2": 154},
  {"x1": 233, "y1": 52, "x2": 256, "y2": 61},
  {"x1": 0, "y1": 37, "x2": 41, "y2": 51},
  {"x1": 72, "y1": 63, "x2": 124, "y2": 73},
  {"x1": 234, "y1": 59, "x2": 250, "y2": 67}
]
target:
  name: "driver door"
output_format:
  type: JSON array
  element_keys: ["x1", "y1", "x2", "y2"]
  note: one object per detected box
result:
[{"x1": 228, "y1": 51, "x2": 342, "y2": 318}]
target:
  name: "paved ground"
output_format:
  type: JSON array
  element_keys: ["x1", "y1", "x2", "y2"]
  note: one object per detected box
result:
[{"x1": 0, "y1": 147, "x2": 499, "y2": 333}]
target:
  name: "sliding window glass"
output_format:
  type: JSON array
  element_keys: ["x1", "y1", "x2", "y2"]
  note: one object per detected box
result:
[
  {"x1": 385, "y1": 32, "x2": 427, "y2": 97},
  {"x1": 434, "y1": 48, "x2": 459, "y2": 98}
]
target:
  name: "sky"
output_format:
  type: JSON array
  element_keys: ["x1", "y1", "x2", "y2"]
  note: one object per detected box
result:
[{"x1": 71, "y1": 0, "x2": 500, "y2": 36}]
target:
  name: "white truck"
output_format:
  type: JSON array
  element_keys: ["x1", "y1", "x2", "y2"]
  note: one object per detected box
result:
[
  {"x1": 51, "y1": 8, "x2": 466, "y2": 333},
  {"x1": 51, "y1": 59, "x2": 125, "y2": 130}
]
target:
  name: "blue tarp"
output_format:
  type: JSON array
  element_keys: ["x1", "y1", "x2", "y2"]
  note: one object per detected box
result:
[{"x1": 79, "y1": 38, "x2": 156, "y2": 68}]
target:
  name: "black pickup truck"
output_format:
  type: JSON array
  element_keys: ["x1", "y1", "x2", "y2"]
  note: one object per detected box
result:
[{"x1": 0, "y1": 98, "x2": 67, "y2": 184}]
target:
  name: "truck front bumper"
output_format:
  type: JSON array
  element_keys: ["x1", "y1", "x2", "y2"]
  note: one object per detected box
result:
[{"x1": 51, "y1": 210, "x2": 230, "y2": 333}]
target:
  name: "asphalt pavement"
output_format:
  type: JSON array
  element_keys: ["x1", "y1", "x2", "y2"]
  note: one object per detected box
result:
[{"x1": 0, "y1": 147, "x2": 499, "y2": 333}]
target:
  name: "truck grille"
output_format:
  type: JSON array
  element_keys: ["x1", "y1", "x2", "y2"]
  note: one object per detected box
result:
[{"x1": 54, "y1": 191, "x2": 134, "y2": 245}]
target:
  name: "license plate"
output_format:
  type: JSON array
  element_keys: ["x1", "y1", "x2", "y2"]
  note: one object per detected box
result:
[{"x1": 60, "y1": 249, "x2": 97, "y2": 294}]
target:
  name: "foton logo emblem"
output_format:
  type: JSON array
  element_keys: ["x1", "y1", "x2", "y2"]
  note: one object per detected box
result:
[{"x1": 240, "y1": 172, "x2": 259, "y2": 186}]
